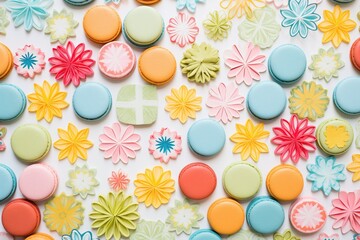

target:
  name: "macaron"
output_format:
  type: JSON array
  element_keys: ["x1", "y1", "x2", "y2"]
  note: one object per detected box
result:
[
  {"x1": 247, "y1": 81, "x2": 286, "y2": 120},
  {"x1": 268, "y1": 44, "x2": 306, "y2": 85},
  {"x1": 351, "y1": 38, "x2": 360, "y2": 71},
  {"x1": 222, "y1": 162, "x2": 262, "y2": 201},
  {"x1": 0, "y1": 163, "x2": 17, "y2": 203},
  {"x1": 187, "y1": 119, "x2": 226, "y2": 157},
  {"x1": 333, "y1": 77, "x2": 360, "y2": 115},
  {"x1": 266, "y1": 164, "x2": 303, "y2": 201},
  {"x1": 207, "y1": 198, "x2": 245, "y2": 235},
  {"x1": 11, "y1": 124, "x2": 52, "y2": 163},
  {"x1": 316, "y1": 118, "x2": 353, "y2": 155},
  {"x1": 0, "y1": 42, "x2": 13, "y2": 80},
  {"x1": 136, "y1": 0, "x2": 161, "y2": 4},
  {"x1": 83, "y1": 5, "x2": 122, "y2": 44},
  {"x1": 73, "y1": 82, "x2": 112, "y2": 121},
  {"x1": 189, "y1": 229, "x2": 222, "y2": 240},
  {"x1": 25, "y1": 233, "x2": 54, "y2": 240},
  {"x1": 138, "y1": 46, "x2": 176, "y2": 85},
  {"x1": 0, "y1": 84, "x2": 26, "y2": 122},
  {"x1": 19, "y1": 164, "x2": 58, "y2": 201},
  {"x1": 179, "y1": 162, "x2": 216, "y2": 200},
  {"x1": 2, "y1": 199, "x2": 41, "y2": 237},
  {"x1": 64, "y1": 0, "x2": 94, "y2": 6},
  {"x1": 246, "y1": 196, "x2": 285, "y2": 235}
]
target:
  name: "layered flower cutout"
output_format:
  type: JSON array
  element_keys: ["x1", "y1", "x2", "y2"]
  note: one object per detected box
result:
[
  {"x1": 149, "y1": 128, "x2": 182, "y2": 163},
  {"x1": 108, "y1": 170, "x2": 130, "y2": 191},
  {"x1": 309, "y1": 48, "x2": 344, "y2": 82},
  {"x1": 203, "y1": 10, "x2": 231, "y2": 41},
  {"x1": 45, "y1": 9, "x2": 78, "y2": 44},
  {"x1": 167, "y1": 12, "x2": 199, "y2": 48},
  {"x1": 66, "y1": 165, "x2": 99, "y2": 199},
  {"x1": 14, "y1": 45, "x2": 45, "y2": 78},
  {"x1": 347, "y1": 154, "x2": 360, "y2": 182},
  {"x1": 220, "y1": 0, "x2": 266, "y2": 19},
  {"x1": 130, "y1": 220, "x2": 175, "y2": 240}
]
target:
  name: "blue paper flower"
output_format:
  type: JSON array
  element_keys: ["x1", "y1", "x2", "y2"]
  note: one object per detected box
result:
[
  {"x1": 176, "y1": 0, "x2": 205, "y2": 13},
  {"x1": 104, "y1": 0, "x2": 120, "y2": 4},
  {"x1": 62, "y1": 229, "x2": 98, "y2": 240},
  {"x1": 280, "y1": 0, "x2": 320, "y2": 38},
  {"x1": 5, "y1": 0, "x2": 53, "y2": 31},
  {"x1": 354, "y1": 234, "x2": 360, "y2": 240},
  {"x1": 307, "y1": 156, "x2": 346, "y2": 196}
]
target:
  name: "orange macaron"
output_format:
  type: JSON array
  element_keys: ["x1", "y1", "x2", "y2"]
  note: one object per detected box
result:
[{"x1": 0, "y1": 42, "x2": 13, "y2": 80}]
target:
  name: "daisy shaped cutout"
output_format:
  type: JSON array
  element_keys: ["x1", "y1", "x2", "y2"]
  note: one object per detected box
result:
[
  {"x1": 317, "y1": 233, "x2": 339, "y2": 240},
  {"x1": 206, "y1": 82, "x2": 244, "y2": 124},
  {"x1": 220, "y1": 0, "x2": 266, "y2": 19},
  {"x1": 0, "y1": 7, "x2": 10, "y2": 35},
  {"x1": 62, "y1": 229, "x2": 95, "y2": 240},
  {"x1": 175, "y1": 0, "x2": 205, "y2": 13},
  {"x1": 105, "y1": 0, "x2": 121, "y2": 4},
  {"x1": 66, "y1": 165, "x2": 99, "y2": 199},
  {"x1": 14, "y1": 45, "x2": 45, "y2": 79},
  {"x1": 45, "y1": 9, "x2": 78, "y2": 45},
  {"x1": 167, "y1": 12, "x2": 199, "y2": 48},
  {"x1": 149, "y1": 128, "x2": 182, "y2": 163},
  {"x1": 348, "y1": 154, "x2": 360, "y2": 182},
  {"x1": 266, "y1": 0, "x2": 288, "y2": 8},
  {"x1": 108, "y1": 170, "x2": 130, "y2": 191},
  {"x1": 49, "y1": 41, "x2": 95, "y2": 87},
  {"x1": 224, "y1": 43, "x2": 266, "y2": 86}
]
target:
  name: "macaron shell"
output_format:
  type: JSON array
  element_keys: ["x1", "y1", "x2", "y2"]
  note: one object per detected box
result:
[
  {"x1": 350, "y1": 38, "x2": 360, "y2": 71},
  {"x1": 64, "y1": 0, "x2": 94, "y2": 6},
  {"x1": 0, "y1": 84, "x2": 26, "y2": 122},
  {"x1": 136, "y1": 0, "x2": 161, "y2": 4},
  {"x1": 189, "y1": 229, "x2": 222, "y2": 240},
  {"x1": 0, "y1": 163, "x2": 17, "y2": 202},
  {"x1": 333, "y1": 77, "x2": 360, "y2": 115},
  {"x1": 25, "y1": 233, "x2": 54, "y2": 240},
  {"x1": 0, "y1": 42, "x2": 13, "y2": 79}
]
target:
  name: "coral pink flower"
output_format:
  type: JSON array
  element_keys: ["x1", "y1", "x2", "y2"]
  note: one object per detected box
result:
[
  {"x1": 14, "y1": 45, "x2": 45, "y2": 79},
  {"x1": 149, "y1": 128, "x2": 182, "y2": 163},
  {"x1": 49, "y1": 41, "x2": 95, "y2": 87},
  {"x1": 271, "y1": 114, "x2": 316, "y2": 164},
  {"x1": 317, "y1": 233, "x2": 339, "y2": 240},
  {"x1": 167, "y1": 12, "x2": 199, "y2": 48},
  {"x1": 108, "y1": 170, "x2": 130, "y2": 191}
]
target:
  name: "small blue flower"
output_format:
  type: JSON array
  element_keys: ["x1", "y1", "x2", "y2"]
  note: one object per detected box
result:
[
  {"x1": 62, "y1": 229, "x2": 98, "y2": 240},
  {"x1": 20, "y1": 52, "x2": 38, "y2": 70},
  {"x1": 307, "y1": 156, "x2": 346, "y2": 196},
  {"x1": 156, "y1": 136, "x2": 175, "y2": 155},
  {"x1": 176, "y1": 0, "x2": 205, "y2": 13},
  {"x1": 280, "y1": 0, "x2": 320, "y2": 38},
  {"x1": 104, "y1": 0, "x2": 120, "y2": 4}
]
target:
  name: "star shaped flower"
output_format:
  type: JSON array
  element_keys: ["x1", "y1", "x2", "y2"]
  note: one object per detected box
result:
[
  {"x1": 45, "y1": 9, "x2": 78, "y2": 44},
  {"x1": 309, "y1": 48, "x2": 344, "y2": 82}
]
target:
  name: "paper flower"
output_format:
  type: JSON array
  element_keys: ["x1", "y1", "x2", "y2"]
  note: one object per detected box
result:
[
  {"x1": 354, "y1": 234, "x2": 360, "y2": 240},
  {"x1": 318, "y1": 5, "x2": 356, "y2": 48},
  {"x1": 66, "y1": 165, "x2": 99, "y2": 199},
  {"x1": 45, "y1": 9, "x2": 78, "y2": 45},
  {"x1": 5, "y1": 0, "x2": 53, "y2": 31},
  {"x1": 228, "y1": 229, "x2": 265, "y2": 239},
  {"x1": 108, "y1": 170, "x2": 130, "y2": 191},
  {"x1": 266, "y1": 0, "x2": 287, "y2": 8},
  {"x1": 317, "y1": 233, "x2": 339, "y2": 240},
  {"x1": 220, "y1": 0, "x2": 266, "y2": 19},
  {"x1": 206, "y1": 82, "x2": 245, "y2": 124},
  {"x1": 203, "y1": 10, "x2": 231, "y2": 41},
  {"x1": 165, "y1": 85, "x2": 202, "y2": 124},
  {"x1": 175, "y1": 0, "x2": 205, "y2": 13},
  {"x1": 105, "y1": 0, "x2": 121, "y2": 4},
  {"x1": 134, "y1": 166, "x2": 175, "y2": 208},
  {"x1": 224, "y1": 43, "x2": 266, "y2": 86},
  {"x1": 61, "y1": 229, "x2": 96, "y2": 240},
  {"x1": 325, "y1": 125, "x2": 350, "y2": 149},
  {"x1": 238, "y1": 7, "x2": 281, "y2": 49},
  {"x1": 166, "y1": 200, "x2": 203, "y2": 235},
  {"x1": 356, "y1": 120, "x2": 360, "y2": 149},
  {"x1": 180, "y1": 42, "x2": 220, "y2": 84},
  {"x1": 329, "y1": 190, "x2": 360, "y2": 234},
  {"x1": 0, "y1": 7, "x2": 10, "y2": 34},
  {"x1": 14, "y1": 45, "x2": 45, "y2": 78},
  {"x1": 89, "y1": 192, "x2": 140, "y2": 240},
  {"x1": 307, "y1": 156, "x2": 346, "y2": 196},
  {"x1": 27, "y1": 81, "x2": 69, "y2": 122},
  {"x1": 44, "y1": 193, "x2": 84, "y2": 235},
  {"x1": 99, "y1": 123, "x2": 141, "y2": 164},
  {"x1": 308, "y1": 48, "x2": 344, "y2": 82},
  {"x1": 0, "y1": 127, "x2": 7, "y2": 152},
  {"x1": 49, "y1": 41, "x2": 95, "y2": 87},
  {"x1": 149, "y1": 128, "x2": 182, "y2": 163},
  {"x1": 274, "y1": 229, "x2": 300, "y2": 240},
  {"x1": 347, "y1": 154, "x2": 360, "y2": 182},
  {"x1": 54, "y1": 123, "x2": 93, "y2": 165},
  {"x1": 130, "y1": 220, "x2": 175, "y2": 240},
  {"x1": 271, "y1": 114, "x2": 316, "y2": 164},
  {"x1": 230, "y1": 119, "x2": 269, "y2": 162},
  {"x1": 167, "y1": 12, "x2": 199, "y2": 48},
  {"x1": 289, "y1": 81, "x2": 329, "y2": 121}
]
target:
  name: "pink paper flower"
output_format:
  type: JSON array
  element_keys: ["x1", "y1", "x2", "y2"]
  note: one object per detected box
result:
[
  {"x1": 329, "y1": 190, "x2": 360, "y2": 234},
  {"x1": 317, "y1": 233, "x2": 339, "y2": 240},
  {"x1": 166, "y1": 12, "x2": 199, "y2": 48},
  {"x1": 49, "y1": 41, "x2": 95, "y2": 87},
  {"x1": 108, "y1": 170, "x2": 130, "y2": 191},
  {"x1": 206, "y1": 82, "x2": 245, "y2": 124},
  {"x1": 149, "y1": 128, "x2": 182, "y2": 163},
  {"x1": 99, "y1": 123, "x2": 141, "y2": 164},
  {"x1": 14, "y1": 45, "x2": 45, "y2": 79},
  {"x1": 271, "y1": 114, "x2": 316, "y2": 164},
  {"x1": 224, "y1": 42, "x2": 266, "y2": 86}
]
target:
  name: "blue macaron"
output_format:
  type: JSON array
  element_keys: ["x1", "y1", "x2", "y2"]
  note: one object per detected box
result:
[
  {"x1": 0, "y1": 84, "x2": 26, "y2": 122},
  {"x1": 0, "y1": 163, "x2": 17, "y2": 202},
  {"x1": 64, "y1": 0, "x2": 94, "y2": 6},
  {"x1": 189, "y1": 229, "x2": 222, "y2": 240},
  {"x1": 333, "y1": 77, "x2": 360, "y2": 115}
]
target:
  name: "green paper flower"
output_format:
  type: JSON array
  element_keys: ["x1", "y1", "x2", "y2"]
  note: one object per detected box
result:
[
  {"x1": 130, "y1": 220, "x2": 175, "y2": 240},
  {"x1": 273, "y1": 229, "x2": 301, "y2": 240},
  {"x1": 228, "y1": 229, "x2": 265, "y2": 239},
  {"x1": 166, "y1": 199, "x2": 203, "y2": 235},
  {"x1": 66, "y1": 165, "x2": 99, "y2": 199},
  {"x1": 0, "y1": 7, "x2": 9, "y2": 35},
  {"x1": 45, "y1": 9, "x2": 78, "y2": 44},
  {"x1": 203, "y1": 11, "x2": 232, "y2": 41},
  {"x1": 308, "y1": 48, "x2": 344, "y2": 83}
]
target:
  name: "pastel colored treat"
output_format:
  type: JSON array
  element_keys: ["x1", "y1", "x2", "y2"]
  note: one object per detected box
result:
[
  {"x1": 64, "y1": 0, "x2": 94, "y2": 5},
  {"x1": 25, "y1": 233, "x2": 54, "y2": 240},
  {"x1": 333, "y1": 77, "x2": 360, "y2": 115},
  {"x1": 2, "y1": 199, "x2": 41, "y2": 237},
  {"x1": 189, "y1": 229, "x2": 222, "y2": 240},
  {"x1": 138, "y1": 46, "x2": 176, "y2": 85},
  {"x1": 0, "y1": 84, "x2": 26, "y2": 122},
  {"x1": 19, "y1": 164, "x2": 58, "y2": 201},
  {"x1": 247, "y1": 81, "x2": 286, "y2": 120},
  {"x1": 179, "y1": 162, "x2": 217, "y2": 200},
  {"x1": 268, "y1": 44, "x2": 306, "y2": 85},
  {"x1": 351, "y1": 38, "x2": 360, "y2": 71},
  {"x1": 223, "y1": 162, "x2": 262, "y2": 200},
  {"x1": 266, "y1": 164, "x2": 304, "y2": 201},
  {"x1": 289, "y1": 197, "x2": 327, "y2": 233},
  {"x1": 0, "y1": 163, "x2": 17, "y2": 202},
  {"x1": 83, "y1": 5, "x2": 122, "y2": 44},
  {"x1": 246, "y1": 196, "x2": 285, "y2": 235},
  {"x1": 316, "y1": 118, "x2": 353, "y2": 155},
  {"x1": 98, "y1": 41, "x2": 136, "y2": 79},
  {"x1": 207, "y1": 198, "x2": 245, "y2": 235},
  {"x1": 136, "y1": 0, "x2": 161, "y2": 4},
  {"x1": 187, "y1": 119, "x2": 226, "y2": 157},
  {"x1": 11, "y1": 124, "x2": 52, "y2": 163},
  {"x1": 73, "y1": 82, "x2": 112, "y2": 121},
  {"x1": 0, "y1": 42, "x2": 13, "y2": 80},
  {"x1": 0, "y1": 127, "x2": 7, "y2": 151}
]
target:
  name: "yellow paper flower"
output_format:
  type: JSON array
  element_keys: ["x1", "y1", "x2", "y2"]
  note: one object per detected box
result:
[
  {"x1": 134, "y1": 166, "x2": 175, "y2": 208},
  {"x1": 318, "y1": 5, "x2": 356, "y2": 48},
  {"x1": 27, "y1": 81, "x2": 69, "y2": 123},
  {"x1": 347, "y1": 154, "x2": 360, "y2": 181},
  {"x1": 165, "y1": 85, "x2": 202, "y2": 124},
  {"x1": 220, "y1": 0, "x2": 266, "y2": 19},
  {"x1": 53, "y1": 123, "x2": 93, "y2": 164},
  {"x1": 230, "y1": 119, "x2": 269, "y2": 162},
  {"x1": 325, "y1": 125, "x2": 349, "y2": 149}
]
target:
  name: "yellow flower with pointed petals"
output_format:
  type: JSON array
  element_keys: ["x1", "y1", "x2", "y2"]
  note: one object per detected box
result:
[
  {"x1": 165, "y1": 85, "x2": 202, "y2": 124},
  {"x1": 325, "y1": 125, "x2": 349, "y2": 149},
  {"x1": 230, "y1": 119, "x2": 269, "y2": 162},
  {"x1": 318, "y1": 5, "x2": 356, "y2": 48},
  {"x1": 347, "y1": 154, "x2": 360, "y2": 181},
  {"x1": 220, "y1": 0, "x2": 266, "y2": 19},
  {"x1": 27, "y1": 81, "x2": 69, "y2": 123},
  {"x1": 54, "y1": 123, "x2": 93, "y2": 164}
]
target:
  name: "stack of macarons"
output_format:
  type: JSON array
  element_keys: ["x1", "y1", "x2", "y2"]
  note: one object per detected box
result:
[
  {"x1": 0, "y1": 42, "x2": 13, "y2": 80},
  {"x1": 64, "y1": 0, "x2": 94, "y2": 6},
  {"x1": 333, "y1": 77, "x2": 360, "y2": 115},
  {"x1": 0, "y1": 84, "x2": 26, "y2": 122}
]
